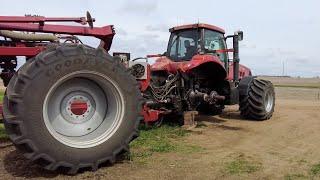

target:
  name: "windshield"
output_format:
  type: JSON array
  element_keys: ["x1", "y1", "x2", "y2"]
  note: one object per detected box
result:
[
  {"x1": 204, "y1": 29, "x2": 228, "y2": 62},
  {"x1": 167, "y1": 29, "x2": 199, "y2": 61}
]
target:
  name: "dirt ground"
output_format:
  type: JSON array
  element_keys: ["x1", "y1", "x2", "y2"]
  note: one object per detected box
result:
[{"x1": 1, "y1": 86, "x2": 320, "y2": 179}]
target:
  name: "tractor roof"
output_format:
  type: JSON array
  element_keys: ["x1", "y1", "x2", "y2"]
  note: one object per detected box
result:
[{"x1": 169, "y1": 23, "x2": 225, "y2": 34}]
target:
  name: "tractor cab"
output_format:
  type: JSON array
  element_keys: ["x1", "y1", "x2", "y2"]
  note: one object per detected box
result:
[
  {"x1": 163, "y1": 23, "x2": 244, "y2": 82},
  {"x1": 166, "y1": 23, "x2": 228, "y2": 63}
]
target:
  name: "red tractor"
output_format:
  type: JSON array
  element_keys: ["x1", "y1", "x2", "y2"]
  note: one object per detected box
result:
[{"x1": 0, "y1": 13, "x2": 275, "y2": 174}]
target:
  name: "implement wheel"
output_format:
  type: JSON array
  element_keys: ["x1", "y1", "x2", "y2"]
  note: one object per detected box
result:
[{"x1": 3, "y1": 44, "x2": 143, "y2": 174}]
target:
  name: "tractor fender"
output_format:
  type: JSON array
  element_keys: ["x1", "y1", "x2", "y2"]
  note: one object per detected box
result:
[
  {"x1": 151, "y1": 55, "x2": 227, "y2": 80},
  {"x1": 228, "y1": 63, "x2": 252, "y2": 80},
  {"x1": 183, "y1": 55, "x2": 226, "y2": 72},
  {"x1": 187, "y1": 55, "x2": 227, "y2": 81}
]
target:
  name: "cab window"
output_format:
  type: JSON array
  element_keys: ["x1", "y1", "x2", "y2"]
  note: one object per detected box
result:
[
  {"x1": 204, "y1": 30, "x2": 227, "y2": 62},
  {"x1": 167, "y1": 30, "x2": 199, "y2": 61}
]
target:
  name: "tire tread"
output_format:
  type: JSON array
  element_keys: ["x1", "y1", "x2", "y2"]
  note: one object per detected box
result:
[
  {"x1": 239, "y1": 78, "x2": 275, "y2": 120},
  {"x1": 2, "y1": 44, "x2": 143, "y2": 174}
]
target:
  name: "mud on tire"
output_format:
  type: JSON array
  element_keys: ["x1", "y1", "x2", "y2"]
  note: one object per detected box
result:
[
  {"x1": 239, "y1": 77, "x2": 275, "y2": 120},
  {"x1": 3, "y1": 44, "x2": 143, "y2": 174}
]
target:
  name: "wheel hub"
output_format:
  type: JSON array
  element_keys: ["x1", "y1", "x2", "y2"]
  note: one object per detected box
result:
[
  {"x1": 264, "y1": 90, "x2": 274, "y2": 113},
  {"x1": 70, "y1": 99, "x2": 88, "y2": 116},
  {"x1": 43, "y1": 74, "x2": 125, "y2": 148},
  {"x1": 60, "y1": 91, "x2": 97, "y2": 128},
  {"x1": 65, "y1": 95, "x2": 92, "y2": 123}
]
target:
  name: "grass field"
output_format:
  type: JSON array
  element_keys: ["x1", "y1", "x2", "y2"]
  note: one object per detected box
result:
[
  {"x1": 259, "y1": 76, "x2": 320, "y2": 89},
  {"x1": 274, "y1": 84, "x2": 320, "y2": 89}
]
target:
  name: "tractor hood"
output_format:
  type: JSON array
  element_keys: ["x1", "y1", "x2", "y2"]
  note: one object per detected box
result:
[{"x1": 151, "y1": 54, "x2": 227, "y2": 80}]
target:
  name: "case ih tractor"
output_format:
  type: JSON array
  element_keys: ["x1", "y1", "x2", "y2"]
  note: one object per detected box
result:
[{"x1": 0, "y1": 13, "x2": 275, "y2": 174}]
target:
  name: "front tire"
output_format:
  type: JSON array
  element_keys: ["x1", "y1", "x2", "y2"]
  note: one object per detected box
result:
[
  {"x1": 3, "y1": 44, "x2": 143, "y2": 174},
  {"x1": 239, "y1": 77, "x2": 275, "y2": 120}
]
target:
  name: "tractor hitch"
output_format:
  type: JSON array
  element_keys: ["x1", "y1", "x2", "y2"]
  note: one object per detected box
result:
[{"x1": 189, "y1": 90, "x2": 226, "y2": 105}]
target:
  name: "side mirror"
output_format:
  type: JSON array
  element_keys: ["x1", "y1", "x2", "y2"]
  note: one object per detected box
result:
[{"x1": 235, "y1": 31, "x2": 244, "y2": 41}]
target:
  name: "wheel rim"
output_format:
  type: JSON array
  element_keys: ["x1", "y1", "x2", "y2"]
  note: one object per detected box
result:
[
  {"x1": 264, "y1": 90, "x2": 274, "y2": 113},
  {"x1": 43, "y1": 71, "x2": 125, "y2": 148}
]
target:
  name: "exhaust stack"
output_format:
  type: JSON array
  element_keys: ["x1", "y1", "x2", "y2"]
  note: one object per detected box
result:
[{"x1": 233, "y1": 31, "x2": 243, "y2": 82}]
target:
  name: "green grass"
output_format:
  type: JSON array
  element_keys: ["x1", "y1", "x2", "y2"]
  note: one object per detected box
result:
[
  {"x1": 128, "y1": 124, "x2": 203, "y2": 163},
  {"x1": 130, "y1": 124, "x2": 189, "y2": 152},
  {"x1": 0, "y1": 91, "x2": 3, "y2": 102},
  {"x1": 0, "y1": 90, "x2": 3, "y2": 103},
  {"x1": 310, "y1": 163, "x2": 320, "y2": 176},
  {"x1": 224, "y1": 155, "x2": 261, "y2": 175},
  {"x1": 0, "y1": 123, "x2": 8, "y2": 140}
]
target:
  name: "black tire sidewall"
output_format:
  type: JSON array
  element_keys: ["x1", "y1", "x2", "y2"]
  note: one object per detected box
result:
[
  {"x1": 239, "y1": 77, "x2": 275, "y2": 120},
  {"x1": 16, "y1": 48, "x2": 140, "y2": 164}
]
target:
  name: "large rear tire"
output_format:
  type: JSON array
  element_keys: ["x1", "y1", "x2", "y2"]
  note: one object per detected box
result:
[
  {"x1": 3, "y1": 44, "x2": 143, "y2": 174},
  {"x1": 239, "y1": 77, "x2": 275, "y2": 120}
]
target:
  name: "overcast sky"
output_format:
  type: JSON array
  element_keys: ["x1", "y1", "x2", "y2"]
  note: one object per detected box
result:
[{"x1": 1, "y1": 0, "x2": 319, "y2": 77}]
